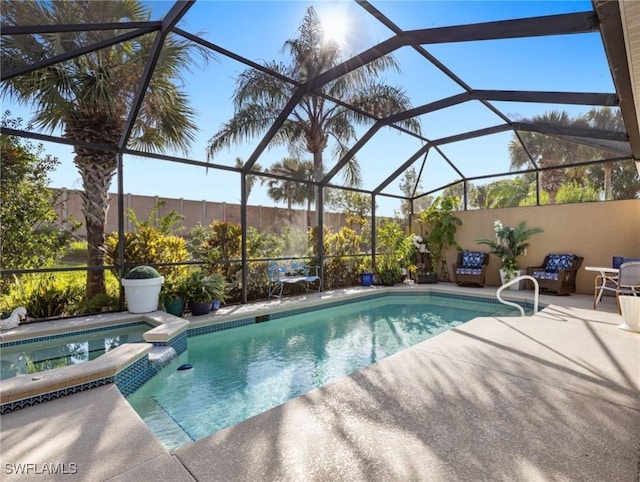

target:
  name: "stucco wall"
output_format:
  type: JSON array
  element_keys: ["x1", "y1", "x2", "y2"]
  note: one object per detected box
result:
[{"x1": 418, "y1": 199, "x2": 640, "y2": 294}]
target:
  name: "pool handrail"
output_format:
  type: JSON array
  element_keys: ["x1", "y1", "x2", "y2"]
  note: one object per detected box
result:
[{"x1": 496, "y1": 275, "x2": 539, "y2": 316}]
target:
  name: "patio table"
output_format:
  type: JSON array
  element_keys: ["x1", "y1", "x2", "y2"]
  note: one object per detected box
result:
[{"x1": 585, "y1": 266, "x2": 619, "y2": 309}]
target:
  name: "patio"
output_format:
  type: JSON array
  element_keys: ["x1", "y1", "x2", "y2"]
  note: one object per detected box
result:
[{"x1": 1, "y1": 287, "x2": 638, "y2": 481}]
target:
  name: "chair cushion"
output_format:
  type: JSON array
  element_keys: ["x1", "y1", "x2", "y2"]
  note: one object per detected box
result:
[
  {"x1": 461, "y1": 251, "x2": 485, "y2": 269},
  {"x1": 456, "y1": 267, "x2": 483, "y2": 275},
  {"x1": 545, "y1": 254, "x2": 574, "y2": 273},
  {"x1": 532, "y1": 270, "x2": 559, "y2": 281}
]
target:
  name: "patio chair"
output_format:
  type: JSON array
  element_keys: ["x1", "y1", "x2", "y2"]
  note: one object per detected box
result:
[
  {"x1": 525, "y1": 254, "x2": 584, "y2": 295},
  {"x1": 452, "y1": 251, "x2": 490, "y2": 287},
  {"x1": 267, "y1": 260, "x2": 321, "y2": 300},
  {"x1": 594, "y1": 261, "x2": 640, "y2": 313}
]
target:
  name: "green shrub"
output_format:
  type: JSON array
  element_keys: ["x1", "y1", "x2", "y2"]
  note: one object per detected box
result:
[
  {"x1": 6, "y1": 274, "x2": 84, "y2": 318},
  {"x1": 0, "y1": 118, "x2": 80, "y2": 277},
  {"x1": 124, "y1": 265, "x2": 162, "y2": 279},
  {"x1": 323, "y1": 225, "x2": 363, "y2": 289},
  {"x1": 80, "y1": 292, "x2": 120, "y2": 313},
  {"x1": 62, "y1": 240, "x2": 88, "y2": 263}
]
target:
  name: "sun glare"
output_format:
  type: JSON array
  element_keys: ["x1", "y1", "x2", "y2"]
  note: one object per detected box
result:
[{"x1": 319, "y1": 8, "x2": 350, "y2": 48}]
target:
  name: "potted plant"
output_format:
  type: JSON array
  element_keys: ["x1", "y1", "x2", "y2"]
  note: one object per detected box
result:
[
  {"x1": 121, "y1": 265, "x2": 164, "y2": 314},
  {"x1": 413, "y1": 262, "x2": 438, "y2": 284},
  {"x1": 358, "y1": 257, "x2": 375, "y2": 287},
  {"x1": 160, "y1": 274, "x2": 188, "y2": 317},
  {"x1": 476, "y1": 220, "x2": 543, "y2": 288},
  {"x1": 184, "y1": 270, "x2": 229, "y2": 316},
  {"x1": 409, "y1": 234, "x2": 436, "y2": 283},
  {"x1": 417, "y1": 196, "x2": 462, "y2": 281}
]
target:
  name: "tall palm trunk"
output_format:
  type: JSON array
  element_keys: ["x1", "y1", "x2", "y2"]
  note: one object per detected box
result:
[
  {"x1": 68, "y1": 117, "x2": 121, "y2": 299},
  {"x1": 74, "y1": 152, "x2": 117, "y2": 298},
  {"x1": 312, "y1": 149, "x2": 324, "y2": 262},
  {"x1": 603, "y1": 161, "x2": 613, "y2": 200},
  {"x1": 306, "y1": 197, "x2": 313, "y2": 229}
]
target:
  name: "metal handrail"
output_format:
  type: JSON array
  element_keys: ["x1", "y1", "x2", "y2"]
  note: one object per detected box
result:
[{"x1": 496, "y1": 275, "x2": 539, "y2": 316}]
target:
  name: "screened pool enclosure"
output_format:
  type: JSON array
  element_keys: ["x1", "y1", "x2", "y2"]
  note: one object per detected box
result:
[{"x1": 1, "y1": 0, "x2": 639, "y2": 314}]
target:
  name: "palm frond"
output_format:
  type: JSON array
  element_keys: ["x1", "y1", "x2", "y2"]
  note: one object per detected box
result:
[{"x1": 207, "y1": 104, "x2": 283, "y2": 159}]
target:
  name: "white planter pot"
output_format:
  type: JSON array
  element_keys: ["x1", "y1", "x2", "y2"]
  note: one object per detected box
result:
[
  {"x1": 619, "y1": 296, "x2": 640, "y2": 332},
  {"x1": 121, "y1": 277, "x2": 164, "y2": 314},
  {"x1": 499, "y1": 269, "x2": 524, "y2": 290}
]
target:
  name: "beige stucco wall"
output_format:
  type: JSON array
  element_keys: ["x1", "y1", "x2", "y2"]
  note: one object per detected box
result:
[{"x1": 417, "y1": 199, "x2": 640, "y2": 294}]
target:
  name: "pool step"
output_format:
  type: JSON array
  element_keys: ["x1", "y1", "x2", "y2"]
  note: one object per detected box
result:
[{"x1": 134, "y1": 396, "x2": 193, "y2": 452}]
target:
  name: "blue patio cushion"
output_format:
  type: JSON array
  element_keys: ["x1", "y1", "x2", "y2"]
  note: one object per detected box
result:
[
  {"x1": 456, "y1": 267, "x2": 483, "y2": 275},
  {"x1": 545, "y1": 254, "x2": 574, "y2": 273},
  {"x1": 532, "y1": 270, "x2": 559, "y2": 281},
  {"x1": 461, "y1": 251, "x2": 485, "y2": 269}
]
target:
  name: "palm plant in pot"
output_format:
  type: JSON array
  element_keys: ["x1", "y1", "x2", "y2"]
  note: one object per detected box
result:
[
  {"x1": 476, "y1": 220, "x2": 543, "y2": 288},
  {"x1": 160, "y1": 274, "x2": 188, "y2": 317},
  {"x1": 184, "y1": 270, "x2": 229, "y2": 316},
  {"x1": 121, "y1": 266, "x2": 164, "y2": 314}
]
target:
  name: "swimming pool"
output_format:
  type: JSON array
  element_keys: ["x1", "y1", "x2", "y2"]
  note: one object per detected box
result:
[
  {"x1": 128, "y1": 294, "x2": 522, "y2": 450},
  {"x1": 0, "y1": 322, "x2": 150, "y2": 380}
]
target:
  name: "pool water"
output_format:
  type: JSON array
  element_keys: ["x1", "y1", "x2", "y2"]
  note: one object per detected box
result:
[
  {"x1": 0, "y1": 323, "x2": 149, "y2": 380},
  {"x1": 128, "y1": 295, "x2": 520, "y2": 450}
]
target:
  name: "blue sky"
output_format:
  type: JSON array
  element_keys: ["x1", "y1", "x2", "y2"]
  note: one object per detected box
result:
[{"x1": 3, "y1": 1, "x2": 616, "y2": 216}]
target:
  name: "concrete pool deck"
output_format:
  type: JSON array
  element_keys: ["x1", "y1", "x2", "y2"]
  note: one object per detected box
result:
[{"x1": 1, "y1": 286, "x2": 638, "y2": 481}]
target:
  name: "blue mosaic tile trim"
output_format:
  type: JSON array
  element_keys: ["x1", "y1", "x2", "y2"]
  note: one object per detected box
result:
[
  {"x1": 422, "y1": 290, "x2": 537, "y2": 311},
  {"x1": 188, "y1": 317, "x2": 255, "y2": 337},
  {"x1": 1, "y1": 321, "x2": 153, "y2": 348},
  {"x1": 0, "y1": 377, "x2": 112, "y2": 415},
  {"x1": 151, "y1": 331, "x2": 188, "y2": 355},
  {"x1": 115, "y1": 356, "x2": 153, "y2": 398},
  {"x1": 268, "y1": 294, "x2": 381, "y2": 321}
]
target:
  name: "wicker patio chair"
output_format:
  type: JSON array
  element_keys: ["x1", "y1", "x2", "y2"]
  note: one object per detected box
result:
[
  {"x1": 526, "y1": 254, "x2": 584, "y2": 295},
  {"x1": 452, "y1": 251, "x2": 490, "y2": 287}
]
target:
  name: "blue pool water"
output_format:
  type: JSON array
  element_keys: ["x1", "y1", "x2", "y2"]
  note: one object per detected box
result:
[
  {"x1": 0, "y1": 323, "x2": 149, "y2": 380},
  {"x1": 128, "y1": 295, "x2": 521, "y2": 450}
]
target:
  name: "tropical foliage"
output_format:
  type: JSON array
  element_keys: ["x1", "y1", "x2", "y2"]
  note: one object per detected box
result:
[
  {"x1": 476, "y1": 220, "x2": 543, "y2": 274},
  {"x1": 417, "y1": 196, "x2": 462, "y2": 280},
  {"x1": 265, "y1": 158, "x2": 315, "y2": 226},
  {"x1": 104, "y1": 202, "x2": 189, "y2": 280},
  {"x1": 508, "y1": 107, "x2": 639, "y2": 204},
  {"x1": 207, "y1": 5, "x2": 422, "y2": 228},
  {"x1": 1, "y1": 0, "x2": 210, "y2": 299},
  {"x1": 0, "y1": 116, "x2": 79, "y2": 279},
  {"x1": 323, "y1": 225, "x2": 367, "y2": 289}
]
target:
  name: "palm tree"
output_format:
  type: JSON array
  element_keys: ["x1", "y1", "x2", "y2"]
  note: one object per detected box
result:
[
  {"x1": 266, "y1": 158, "x2": 315, "y2": 226},
  {"x1": 485, "y1": 178, "x2": 532, "y2": 208},
  {"x1": 470, "y1": 183, "x2": 489, "y2": 209},
  {"x1": 582, "y1": 107, "x2": 626, "y2": 200},
  {"x1": 1, "y1": 1, "x2": 209, "y2": 299},
  {"x1": 207, "y1": 6, "x2": 421, "y2": 199},
  {"x1": 235, "y1": 157, "x2": 263, "y2": 201},
  {"x1": 508, "y1": 111, "x2": 587, "y2": 204}
]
